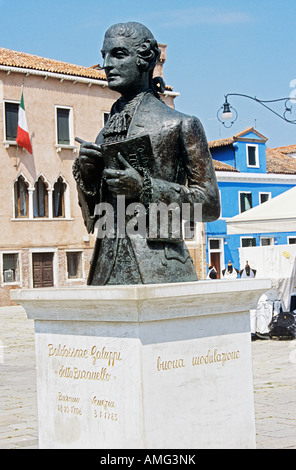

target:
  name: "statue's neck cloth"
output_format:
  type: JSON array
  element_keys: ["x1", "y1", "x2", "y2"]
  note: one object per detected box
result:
[{"x1": 103, "y1": 90, "x2": 151, "y2": 142}]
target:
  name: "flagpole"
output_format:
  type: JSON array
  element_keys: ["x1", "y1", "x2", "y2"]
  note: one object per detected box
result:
[
  {"x1": 15, "y1": 142, "x2": 19, "y2": 168},
  {"x1": 16, "y1": 83, "x2": 22, "y2": 166},
  {"x1": 14, "y1": 82, "x2": 25, "y2": 168},
  {"x1": 16, "y1": 83, "x2": 23, "y2": 166}
]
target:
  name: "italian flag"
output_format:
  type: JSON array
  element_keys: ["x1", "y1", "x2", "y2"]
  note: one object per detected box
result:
[{"x1": 16, "y1": 89, "x2": 32, "y2": 154}]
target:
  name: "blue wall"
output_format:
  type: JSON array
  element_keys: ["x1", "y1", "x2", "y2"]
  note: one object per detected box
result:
[
  {"x1": 211, "y1": 145, "x2": 235, "y2": 168},
  {"x1": 234, "y1": 141, "x2": 267, "y2": 173},
  {"x1": 219, "y1": 181, "x2": 294, "y2": 218}
]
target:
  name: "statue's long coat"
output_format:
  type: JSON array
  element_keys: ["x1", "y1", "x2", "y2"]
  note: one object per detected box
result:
[{"x1": 75, "y1": 92, "x2": 220, "y2": 285}]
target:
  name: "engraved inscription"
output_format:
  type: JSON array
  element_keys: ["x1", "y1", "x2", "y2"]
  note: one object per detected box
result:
[
  {"x1": 47, "y1": 342, "x2": 123, "y2": 382},
  {"x1": 192, "y1": 349, "x2": 240, "y2": 367},
  {"x1": 91, "y1": 397, "x2": 118, "y2": 422},
  {"x1": 157, "y1": 356, "x2": 185, "y2": 371},
  {"x1": 56, "y1": 392, "x2": 82, "y2": 416},
  {"x1": 46, "y1": 339, "x2": 242, "y2": 430},
  {"x1": 58, "y1": 365, "x2": 111, "y2": 381},
  {"x1": 58, "y1": 392, "x2": 80, "y2": 403},
  {"x1": 90, "y1": 346, "x2": 122, "y2": 367},
  {"x1": 156, "y1": 348, "x2": 241, "y2": 372},
  {"x1": 48, "y1": 343, "x2": 88, "y2": 359},
  {"x1": 47, "y1": 342, "x2": 122, "y2": 425}
]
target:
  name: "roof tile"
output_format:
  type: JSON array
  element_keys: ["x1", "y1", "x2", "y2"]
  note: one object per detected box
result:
[
  {"x1": 209, "y1": 127, "x2": 267, "y2": 148},
  {"x1": 266, "y1": 148, "x2": 296, "y2": 174},
  {"x1": 0, "y1": 47, "x2": 107, "y2": 81},
  {"x1": 212, "y1": 159, "x2": 238, "y2": 172},
  {"x1": 0, "y1": 47, "x2": 173, "y2": 90}
]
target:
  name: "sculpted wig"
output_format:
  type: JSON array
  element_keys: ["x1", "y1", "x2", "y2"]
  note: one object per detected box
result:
[{"x1": 104, "y1": 22, "x2": 165, "y2": 97}]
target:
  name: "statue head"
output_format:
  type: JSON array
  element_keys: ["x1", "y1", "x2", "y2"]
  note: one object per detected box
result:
[{"x1": 101, "y1": 22, "x2": 163, "y2": 97}]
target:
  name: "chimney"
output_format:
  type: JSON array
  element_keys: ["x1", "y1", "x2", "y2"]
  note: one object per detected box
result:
[{"x1": 153, "y1": 44, "x2": 167, "y2": 79}]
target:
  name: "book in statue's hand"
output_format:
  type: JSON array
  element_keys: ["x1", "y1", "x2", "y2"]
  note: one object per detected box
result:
[{"x1": 100, "y1": 134, "x2": 153, "y2": 173}]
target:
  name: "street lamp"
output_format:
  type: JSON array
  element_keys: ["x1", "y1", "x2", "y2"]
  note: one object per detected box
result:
[{"x1": 217, "y1": 93, "x2": 296, "y2": 128}]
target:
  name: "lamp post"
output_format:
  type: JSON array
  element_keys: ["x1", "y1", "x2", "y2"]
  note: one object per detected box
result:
[{"x1": 217, "y1": 93, "x2": 296, "y2": 128}]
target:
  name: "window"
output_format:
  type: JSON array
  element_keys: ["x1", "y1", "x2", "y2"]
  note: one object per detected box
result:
[
  {"x1": 209, "y1": 239, "x2": 220, "y2": 250},
  {"x1": 103, "y1": 112, "x2": 110, "y2": 126},
  {"x1": 183, "y1": 221, "x2": 197, "y2": 241},
  {"x1": 3, "y1": 253, "x2": 19, "y2": 283},
  {"x1": 66, "y1": 252, "x2": 83, "y2": 279},
  {"x1": 260, "y1": 237, "x2": 274, "y2": 246},
  {"x1": 241, "y1": 237, "x2": 256, "y2": 247},
  {"x1": 4, "y1": 101, "x2": 19, "y2": 141},
  {"x1": 247, "y1": 145, "x2": 259, "y2": 167},
  {"x1": 33, "y1": 177, "x2": 48, "y2": 218},
  {"x1": 259, "y1": 192, "x2": 271, "y2": 204},
  {"x1": 53, "y1": 177, "x2": 66, "y2": 217},
  {"x1": 14, "y1": 175, "x2": 29, "y2": 218},
  {"x1": 57, "y1": 108, "x2": 70, "y2": 144},
  {"x1": 239, "y1": 192, "x2": 252, "y2": 213},
  {"x1": 288, "y1": 237, "x2": 296, "y2": 245},
  {"x1": 56, "y1": 106, "x2": 73, "y2": 146}
]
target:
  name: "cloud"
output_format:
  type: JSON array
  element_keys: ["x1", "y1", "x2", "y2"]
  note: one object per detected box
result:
[{"x1": 153, "y1": 7, "x2": 253, "y2": 28}]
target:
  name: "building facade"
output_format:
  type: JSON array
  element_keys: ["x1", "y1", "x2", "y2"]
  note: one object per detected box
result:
[{"x1": 207, "y1": 127, "x2": 296, "y2": 278}]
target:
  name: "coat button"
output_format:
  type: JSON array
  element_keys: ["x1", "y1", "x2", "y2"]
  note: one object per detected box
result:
[{"x1": 107, "y1": 249, "x2": 114, "y2": 258}]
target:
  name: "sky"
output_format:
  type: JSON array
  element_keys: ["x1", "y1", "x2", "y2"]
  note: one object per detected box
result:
[{"x1": 1, "y1": 0, "x2": 295, "y2": 148}]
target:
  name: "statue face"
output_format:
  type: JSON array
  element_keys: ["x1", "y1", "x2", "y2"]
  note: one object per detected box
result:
[{"x1": 101, "y1": 36, "x2": 146, "y2": 96}]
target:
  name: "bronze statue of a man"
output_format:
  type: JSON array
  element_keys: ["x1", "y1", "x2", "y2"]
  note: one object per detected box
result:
[{"x1": 73, "y1": 22, "x2": 220, "y2": 285}]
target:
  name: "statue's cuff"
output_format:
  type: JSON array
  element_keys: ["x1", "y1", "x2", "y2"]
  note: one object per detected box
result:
[{"x1": 72, "y1": 157, "x2": 99, "y2": 197}]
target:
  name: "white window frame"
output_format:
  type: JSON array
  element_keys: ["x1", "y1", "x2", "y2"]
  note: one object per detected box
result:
[
  {"x1": 208, "y1": 237, "x2": 225, "y2": 272},
  {"x1": 239, "y1": 191, "x2": 252, "y2": 213},
  {"x1": 287, "y1": 236, "x2": 296, "y2": 245},
  {"x1": 183, "y1": 221, "x2": 204, "y2": 245},
  {"x1": 55, "y1": 105, "x2": 74, "y2": 150},
  {"x1": 65, "y1": 250, "x2": 85, "y2": 281},
  {"x1": 3, "y1": 99, "x2": 20, "y2": 147},
  {"x1": 52, "y1": 174, "x2": 71, "y2": 219},
  {"x1": 33, "y1": 174, "x2": 51, "y2": 219},
  {"x1": 260, "y1": 236, "x2": 274, "y2": 246},
  {"x1": 259, "y1": 192, "x2": 271, "y2": 204},
  {"x1": 102, "y1": 111, "x2": 110, "y2": 127},
  {"x1": 240, "y1": 236, "x2": 257, "y2": 248},
  {"x1": 246, "y1": 144, "x2": 259, "y2": 168},
  {"x1": 11, "y1": 173, "x2": 72, "y2": 221},
  {"x1": 12, "y1": 172, "x2": 34, "y2": 219},
  {"x1": 1, "y1": 251, "x2": 21, "y2": 285},
  {"x1": 218, "y1": 189, "x2": 222, "y2": 218}
]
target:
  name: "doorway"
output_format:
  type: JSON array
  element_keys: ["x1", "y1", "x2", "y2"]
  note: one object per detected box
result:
[
  {"x1": 208, "y1": 238, "x2": 224, "y2": 279},
  {"x1": 210, "y1": 252, "x2": 221, "y2": 279},
  {"x1": 32, "y1": 252, "x2": 54, "y2": 288}
]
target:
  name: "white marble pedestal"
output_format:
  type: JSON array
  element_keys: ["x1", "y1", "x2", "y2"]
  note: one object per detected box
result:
[{"x1": 11, "y1": 279, "x2": 270, "y2": 449}]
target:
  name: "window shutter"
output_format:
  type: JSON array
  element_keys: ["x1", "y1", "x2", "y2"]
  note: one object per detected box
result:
[
  {"x1": 33, "y1": 178, "x2": 47, "y2": 217},
  {"x1": 53, "y1": 178, "x2": 65, "y2": 217},
  {"x1": 57, "y1": 108, "x2": 70, "y2": 145}
]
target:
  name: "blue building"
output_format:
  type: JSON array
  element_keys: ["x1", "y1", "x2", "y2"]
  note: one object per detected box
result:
[{"x1": 206, "y1": 127, "x2": 296, "y2": 278}]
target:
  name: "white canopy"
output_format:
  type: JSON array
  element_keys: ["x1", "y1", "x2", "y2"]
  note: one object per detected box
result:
[
  {"x1": 226, "y1": 186, "x2": 296, "y2": 235},
  {"x1": 239, "y1": 244, "x2": 296, "y2": 311}
]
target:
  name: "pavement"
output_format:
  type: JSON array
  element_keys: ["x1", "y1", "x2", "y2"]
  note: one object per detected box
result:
[{"x1": 0, "y1": 305, "x2": 296, "y2": 450}]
